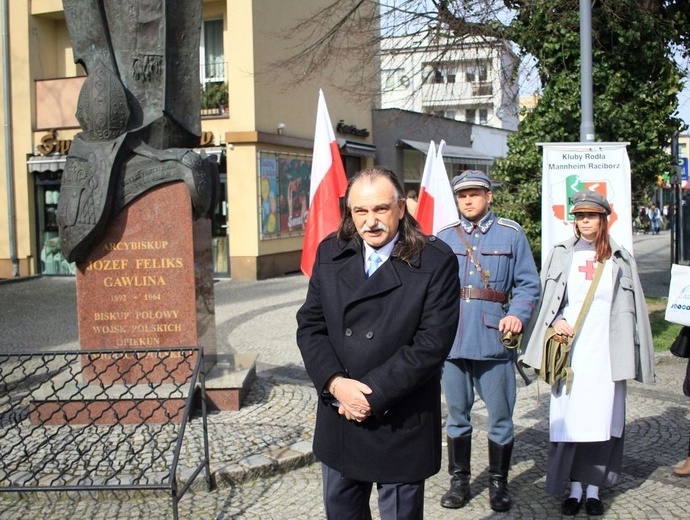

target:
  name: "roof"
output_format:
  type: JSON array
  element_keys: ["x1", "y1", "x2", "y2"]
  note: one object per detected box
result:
[{"x1": 399, "y1": 139, "x2": 494, "y2": 165}]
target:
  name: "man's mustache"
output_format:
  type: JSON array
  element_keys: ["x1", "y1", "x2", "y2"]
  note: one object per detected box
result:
[{"x1": 361, "y1": 223, "x2": 389, "y2": 233}]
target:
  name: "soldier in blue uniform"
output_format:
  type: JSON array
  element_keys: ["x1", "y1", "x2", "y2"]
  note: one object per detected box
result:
[{"x1": 437, "y1": 170, "x2": 540, "y2": 512}]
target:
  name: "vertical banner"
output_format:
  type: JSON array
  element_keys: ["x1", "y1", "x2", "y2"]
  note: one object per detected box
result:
[{"x1": 540, "y1": 142, "x2": 632, "y2": 267}]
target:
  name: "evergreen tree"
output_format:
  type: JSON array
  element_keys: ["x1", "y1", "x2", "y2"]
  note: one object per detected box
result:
[{"x1": 493, "y1": 0, "x2": 688, "y2": 260}]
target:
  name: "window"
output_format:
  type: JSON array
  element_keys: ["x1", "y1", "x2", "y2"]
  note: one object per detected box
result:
[
  {"x1": 466, "y1": 61, "x2": 492, "y2": 96},
  {"x1": 428, "y1": 109, "x2": 456, "y2": 120},
  {"x1": 200, "y1": 19, "x2": 227, "y2": 113},
  {"x1": 465, "y1": 109, "x2": 476, "y2": 123},
  {"x1": 423, "y1": 63, "x2": 458, "y2": 85},
  {"x1": 464, "y1": 107, "x2": 490, "y2": 124},
  {"x1": 479, "y1": 109, "x2": 488, "y2": 125},
  {"x1": 382, "y1": 69, "x2": 408, "y2": 91},
  {"x1": 201, "y1": 19, "x2": 225, "y2": 82},
  {"x1": 464, "y1": 61, "x2": 489, "y2": 83},
  {"x1": 434, "y1": 68, "x2": 444, "y2": 84}
]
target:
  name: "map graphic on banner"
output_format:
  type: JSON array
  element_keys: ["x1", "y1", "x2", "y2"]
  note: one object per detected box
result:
[
  {"x1": 540, "y1": 142, "x2": 633, "y2": 267},
  {"x1": 549, "y1": 175, "x2": 619, "y2": 229}
]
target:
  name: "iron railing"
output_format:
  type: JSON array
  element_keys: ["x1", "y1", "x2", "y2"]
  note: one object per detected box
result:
[{"x1": 0, "y1": 347, "x2": 210, "y2": 520}]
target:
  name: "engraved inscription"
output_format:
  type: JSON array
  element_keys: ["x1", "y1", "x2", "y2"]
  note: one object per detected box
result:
[{"x1": 83, "y1": 237, "x2": 189, "y2": 349}]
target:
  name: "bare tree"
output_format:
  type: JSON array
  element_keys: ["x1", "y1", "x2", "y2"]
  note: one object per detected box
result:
[{"x1": 267, "y1": 0, "x2": 531, "y2": 111}]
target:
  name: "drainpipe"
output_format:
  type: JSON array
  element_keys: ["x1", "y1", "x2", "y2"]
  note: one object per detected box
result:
[{"x1": 1, "y1": 0, "x2": 18, "y2": 277}]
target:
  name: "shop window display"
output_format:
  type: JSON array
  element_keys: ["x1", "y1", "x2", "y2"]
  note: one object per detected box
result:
[
  {"x1": 258, "y1": 151, "x2": 313, "y2": 239},
  {"x1": 39, "y1": 187, "x2": 76, "y2": 275}
]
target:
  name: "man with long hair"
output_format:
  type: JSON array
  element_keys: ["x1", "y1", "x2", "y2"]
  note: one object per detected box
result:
[{"x1": 297, "y1": 167, "x2": 459, "y2": 519}]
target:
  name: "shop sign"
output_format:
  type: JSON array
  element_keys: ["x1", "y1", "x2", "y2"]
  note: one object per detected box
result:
[
  {"x1": 38, "y1": 131, "x2": 71, "y2": 155},
  {"x1": 38, "y1": 130, "x2": 217, "y2": 155},
  {"x1": 336, "y1": 120, "x2": 369, "y2": 138},
  {"x1": 199, "y1": 131, "x2": 214, "y2": 146}
]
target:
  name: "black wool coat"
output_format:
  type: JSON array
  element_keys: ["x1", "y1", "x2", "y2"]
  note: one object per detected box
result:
[{"x1": 296, "y1": 233, "x2": 459, "y2": 483}]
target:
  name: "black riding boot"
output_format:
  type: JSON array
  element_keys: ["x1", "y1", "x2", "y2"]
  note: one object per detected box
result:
[
  {"x1": 488, "y1": 438, "x2": 513, "y2": 512},
  {"x1": 440, "y1": 435, "x2": 472, "y2": 508}
]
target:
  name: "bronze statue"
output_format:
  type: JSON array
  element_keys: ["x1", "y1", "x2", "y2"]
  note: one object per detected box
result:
[{"x1": 57, "y1": 0, "x2": 217, "y2": 262}]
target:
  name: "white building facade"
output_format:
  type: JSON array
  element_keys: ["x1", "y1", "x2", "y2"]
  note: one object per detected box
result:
[{"x1": 380, "y1": 30, "x2": 520, "y2": 133}]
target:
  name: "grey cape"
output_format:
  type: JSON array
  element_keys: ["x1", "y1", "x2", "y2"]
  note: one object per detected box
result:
[{"x1": 521, "y1": 236, "x2": 655, "y2": 384}]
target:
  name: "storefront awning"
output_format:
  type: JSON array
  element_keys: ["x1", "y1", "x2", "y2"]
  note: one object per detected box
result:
[
  {"x1": 399, "y1": 139, "x2": 494, "y2": 165},
  {"x1": 27, "y1": 147, "x2": 227, "y2": 175},
  {"x1": 337, "y1": 138, "x2": 377, "y2": 158},
  {"x1": 27, "y1": 154, "x2": 67, "y2": 173},
  {"x1": 28, "y1": 148, "x2": 226, "y2": 173}
]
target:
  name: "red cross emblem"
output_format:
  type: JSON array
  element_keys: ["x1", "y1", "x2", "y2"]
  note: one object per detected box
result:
[{"x1": 578, "y1": 259, "x2": 597, "y2": 280}]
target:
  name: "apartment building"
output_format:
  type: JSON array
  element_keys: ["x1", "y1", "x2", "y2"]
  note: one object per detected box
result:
[
  {"x1": 375, "y1": 27, "x2": 518, "y2": 190},
  {"x1": 380, "y1": 28, "x2": 519, "y2": 132},
  {"x1": 0, "y1": 0, "x2": 376, "y2": 280}
]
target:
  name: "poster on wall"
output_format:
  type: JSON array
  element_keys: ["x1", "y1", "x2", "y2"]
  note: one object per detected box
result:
[
  {"x1": 258, "y1": 151, "x2": 313, "y2": 239},
  {"x1": 278, "y1": 157, "x2": 311, "y2": 233},
  {"x1": 259, "y1": 157, "x2": 279, "y2": 237},
  {"x1": 539, "y1": 142, "x2": 633, "y2": 267}
]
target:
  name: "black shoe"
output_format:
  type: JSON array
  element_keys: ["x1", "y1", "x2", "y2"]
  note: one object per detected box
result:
[
  {"x1": 488, "y1": 476, "x2": 511, "y2": 512},
  {"x1": 440, "y1": 479, "x2": 470, "y2": 509},
  {"x1": 487, "y1": 439, "x2": 513, "y2": 512},
  {"x1": 561, "y1": 497, "x2": 582, "y2": 516},
  {"x1": 585, "y1": 498, "x2": 604, "y2": 516}
]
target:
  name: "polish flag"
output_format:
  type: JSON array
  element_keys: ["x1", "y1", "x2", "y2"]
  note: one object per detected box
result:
[
  {"x1": 300, "y1": 90, "x2": 348, "y2": 277},
  {"x1": 415, "y1": 140, "x2": 459, "y2": 235}
]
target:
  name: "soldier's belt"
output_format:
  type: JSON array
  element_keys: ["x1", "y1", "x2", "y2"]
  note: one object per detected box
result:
[{"x1": 460, "y1": 287, "x2": 508, "y2": 303}]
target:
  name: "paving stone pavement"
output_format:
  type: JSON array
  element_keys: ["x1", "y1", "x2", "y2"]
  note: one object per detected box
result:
[{"x1": 1, "y1": 230, "x2": 689, "y2": 519}]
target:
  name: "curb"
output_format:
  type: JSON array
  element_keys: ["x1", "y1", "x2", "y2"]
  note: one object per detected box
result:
[
  {"x1": 0, "y1": 274, "x2": 42, "y2": 285},
  {"x1": 211, "y1": 440, "x2": 315, "y2": 490}
]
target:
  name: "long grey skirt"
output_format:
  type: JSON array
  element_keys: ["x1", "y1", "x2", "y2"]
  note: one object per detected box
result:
[{"x1": 544, "y1": 431, "x2": 624, "y2": 496}]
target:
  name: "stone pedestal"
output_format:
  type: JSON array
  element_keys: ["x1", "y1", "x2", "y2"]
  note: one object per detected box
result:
[
  {"x1": 76, "y1": 181, "x2": 217, "y2": 377},
  {"x1": 32, "y1": 181, "x2": 256, "y2": 424},
  {"x1": 205, "y1": 353, "x2": 258, "y2": 411}
]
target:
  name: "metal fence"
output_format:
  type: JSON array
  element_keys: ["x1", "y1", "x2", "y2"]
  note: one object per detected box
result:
[{"x1": 0, "y1": 347, "x2": 211, "y2": 520}]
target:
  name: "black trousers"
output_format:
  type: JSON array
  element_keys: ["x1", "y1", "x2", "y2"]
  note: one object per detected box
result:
[{"x1": 321, "y1": 463, "x2": 425, "y2": 520}]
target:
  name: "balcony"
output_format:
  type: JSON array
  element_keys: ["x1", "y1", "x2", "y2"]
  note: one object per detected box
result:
[
  {"x1": 200, "y1": 61, "x2": 228, "y2": 117},
  {"x1": 201, "y1": 81, "x2": 228, "y2": 117},
  {"x1": 471, "y1": 82, "x2": 493, "y2": 97},
  {"x1": 35, "y1": 67, "x2": 229, "y2": 129},
  {"x1": 420, "y1": 82, "x2": 468, "y2": 105}
]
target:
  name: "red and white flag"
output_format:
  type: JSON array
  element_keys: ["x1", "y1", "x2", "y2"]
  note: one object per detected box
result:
[
  {"x1": 300, "y1": 89, "x2": 348, "y2": 277},
  {"x1": 415, "y1": 140, "x2": 459, "y2": 235}
]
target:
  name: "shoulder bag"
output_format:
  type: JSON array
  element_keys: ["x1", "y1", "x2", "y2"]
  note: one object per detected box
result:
[
  {"x1": 540, "y1": 260, "x2": 605, "y2": 394},
  {"x1": 671, "y1": 326, "x2": 690, "y2": 358},
  {"x1": 665, "y1": 264, "x2": 690, "y2": 327}
]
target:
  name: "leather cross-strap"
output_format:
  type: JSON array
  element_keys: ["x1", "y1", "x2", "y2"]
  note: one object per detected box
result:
[{"x1": 460, "y1": 286, "x2": 508, "y2": 304}]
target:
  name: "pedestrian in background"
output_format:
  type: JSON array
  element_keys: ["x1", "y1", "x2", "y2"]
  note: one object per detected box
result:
[
  {"x1": 672, "y1": 331, "x2": 690, "y2": 477},
  {"x1": 650, "y1": 204, "x2": 662, "y2": 235},
  {"x1": 521, "y1": 189, "x2": 655, "y2": 517},
  {"x1": 436, "y1": 170, "x2": 540, "y2": 512},
  {"x1": 296, "y1": 167, "x2": 459, "y2": 519}
]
